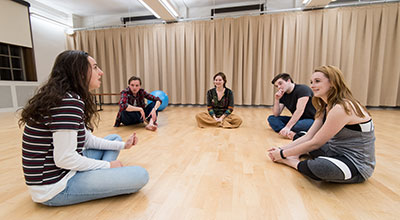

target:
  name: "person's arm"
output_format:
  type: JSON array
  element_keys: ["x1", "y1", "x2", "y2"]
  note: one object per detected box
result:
[
  {"x1": 147, "y1": 100, "x2": 161, "y2": 122},
  {"x1": 85, "y1": 129, "x2": 125, "y2": 150},
  {"x1": 280, "y1": 115, "x2": 323, "y2": 150},
  {"x1": 271, "y1": 105, "x2": 350, "y2": 160},
  {"x1": 116, "y1": 90, "x2": 146, "y2": 122},
  {"x1": 149, "y1": 100, "x2": 161, "y2": 115},
  {"x1": 221, "y1": 90, "x2": 234, "y2": 120},
  {"x1": 153, "y1": 101, "x2": 161, "y2": 110},
  {"x1": 126, "y1": 104, "x2": 144, "y2": 112},
  {"x1": 207, "y1": 90, "x2": 216, "y2": 117},
  {"x1": 53, "y1": 131, "x2": 110, "y2": 170},
  {"x1": 85, "y1": 130, "x2": 138, "y2": 150},
  {"x1": 114, "y1": 90, "x2": 129, "y2": 127},
  {"x1": 118, "y1": 90, "x2": 130, "y2": 111},
  {"x1": 279, "y1": 97, "x2": 309, "y2": 135},
  {"x1": 143, "y1": 90, "x2": 162, "y2": 107},
  {"x1": 272, "y1": 89, "x2": 285, "y2": 116},
  {"x1": 143, "y1": 90, "x2": 162, "y2": 121}
]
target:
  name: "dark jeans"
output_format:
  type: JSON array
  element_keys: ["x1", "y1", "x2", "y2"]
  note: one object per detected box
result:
[
  {"x1": 121, "y1": 102, "x2": 158, "y2": 126},
  {"x1": 267, "y1": 115, "x2": 314, "y2": 133}
]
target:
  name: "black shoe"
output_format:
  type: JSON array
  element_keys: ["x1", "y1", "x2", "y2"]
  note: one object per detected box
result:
[{"x1": 293, "y1": 131, "x2": 307, "y2": 141}]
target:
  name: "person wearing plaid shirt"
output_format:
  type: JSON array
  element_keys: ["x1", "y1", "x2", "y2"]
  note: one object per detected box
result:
[{"x1": 114, "y1": 76, "x2": 161, "y2": 131}]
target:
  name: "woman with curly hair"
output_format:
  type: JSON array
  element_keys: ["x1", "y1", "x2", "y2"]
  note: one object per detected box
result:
[{"x1": 19, "y1": 50, "x2": 149, "y2": 206}]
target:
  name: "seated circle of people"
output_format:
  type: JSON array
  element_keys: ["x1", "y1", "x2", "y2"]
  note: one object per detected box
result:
[
  {"x1": 267, "y1": 65, "x2": 375, "y2": 183},
  {"x1": 195, "y1": 72, "x2": 242, "y2": 128},
  {"x1": 114, "y1": 76, "x2": 161, "y2": 131},
  {"x1": 19, "y1": 50, "x2": 149, "y2": 206},
  {"x1": 267, "y1": 73, "x2": 316, "y2": 139}
]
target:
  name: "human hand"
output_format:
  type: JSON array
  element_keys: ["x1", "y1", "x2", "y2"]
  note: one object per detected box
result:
[
  {"x1": 140, "y1": 109, "x2": 146, "y2": 121},
  {"x1": 279, "y1": 127, "x2": 291, "y2": 137},
  {"x1": 275, "y1": 89, "x2": 284, "y2": 100},
  {"x1": 267, "y1": 147, "x2": 282, "y2": 162},
  {"x1": 124, "y1": 132, "x2": 138, "y2": 149},
  {"x1": 110, "y1": 160, "x2": 123, "y2": 168},
  {"x1": 213, "y1": 115, "x2": 218, "y2": 121}
]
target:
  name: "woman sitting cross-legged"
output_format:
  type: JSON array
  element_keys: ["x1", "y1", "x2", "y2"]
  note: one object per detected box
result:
[
  {"x1": 268, "y1": 65, "x2": 375, "y2": 183},
  {"x1": 195, "y1": 72, "x2": 242, "y2": 128},
  {"x1": 19, "y1": 50, "x2": 149, "y2": 206}
]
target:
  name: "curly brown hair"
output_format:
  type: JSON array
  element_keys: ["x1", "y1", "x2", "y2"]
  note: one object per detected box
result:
[{"x1": 19, "y1": 50, "x2": 99, "y2": 130}]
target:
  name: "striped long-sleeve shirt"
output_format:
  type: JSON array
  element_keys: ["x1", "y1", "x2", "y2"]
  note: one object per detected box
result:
[
  {"x1": 22, "y1": 92, "x2": 86, "y2": 186},
  {"x1": 207, "y1": 88, "x2": 234, "y2": 117},
  {"x1": 22, "y1": 92, "x2": 125, "y2": 202}
]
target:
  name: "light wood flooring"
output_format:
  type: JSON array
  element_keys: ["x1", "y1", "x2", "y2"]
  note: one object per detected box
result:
[{"x1": 0, "y1": 105, "x2": 399, "y2": 219}]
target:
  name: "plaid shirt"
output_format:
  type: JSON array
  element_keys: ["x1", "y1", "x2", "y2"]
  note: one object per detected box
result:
[{"x1": 114, "y1": 88, "x2": 161, "y2": 127}]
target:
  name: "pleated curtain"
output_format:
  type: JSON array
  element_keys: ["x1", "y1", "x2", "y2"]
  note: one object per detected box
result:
[{"x1": 66, "y1": 3, "x2": 400, "y2": 106}]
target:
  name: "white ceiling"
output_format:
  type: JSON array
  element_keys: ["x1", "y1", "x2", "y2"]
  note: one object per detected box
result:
[
  {"x1": 26, "y1": 0, "x2": 390, "y2": 18},
  {"x1": 27, "y1": 0, "x2": 302, "y2": 17},
  {"x1": 25, "y1": 0, "x2": 386, "y2": 29}
]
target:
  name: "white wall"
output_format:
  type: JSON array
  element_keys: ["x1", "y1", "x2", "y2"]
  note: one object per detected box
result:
[
  {"x1": 30, "y1": 16, "x2": 66, "y2": 84},
  {"x1": 0, "y1": 81, "x2": 39, "y2": 112},
  {"x1": 0, "y1": 12, "x2": 67, "y2": 113}
]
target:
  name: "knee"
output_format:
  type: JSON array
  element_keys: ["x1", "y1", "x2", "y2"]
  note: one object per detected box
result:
[
  {"x1": 267, "y1": 115, "x2": 280, "y2": 127},
  {"x1": 147, "y1": 101, "x2": 156, "y2": 107},
  {"x1": 298, "y1": 161, "x2": 322, "y2": 181},
  {"x1": 121, "y1": 110, "x2": 129, "y2": 118},
  {"x1": 267, "y1": 115, "x2": 276, "y2": 123},
  {"x1": 236, "y1": 116, "x2": 243, "y2": 124},
  {"x1": 129, "y1": 166, "x2": 149, "y2": 190},
  {"x1": 195, "y1": 112, "x2": 206, "y2": 120},
  {"x1": 104, "y1": 134, "x2": 122, "y2": 142}
]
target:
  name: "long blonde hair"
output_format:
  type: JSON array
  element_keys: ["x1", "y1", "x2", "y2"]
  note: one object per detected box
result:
[{"x1": 312, "y1": 65, "x2": 370, "y2": 118}]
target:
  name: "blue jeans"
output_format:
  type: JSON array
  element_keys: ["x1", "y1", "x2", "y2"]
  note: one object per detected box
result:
[
  {"x1": 267, "y1": 115, "x2": 314, "y2": 133},
  {"x1": 121, "y1": 102, "x2": 158, "y2": 126},
  {"x1": 42, "y1": 134, "x2": 149, "y2": 206}
]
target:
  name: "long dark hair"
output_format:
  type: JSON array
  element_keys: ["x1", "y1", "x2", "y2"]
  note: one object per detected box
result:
[{"x1": 19, "y1": 50, "x2": 99, "y2": 130}]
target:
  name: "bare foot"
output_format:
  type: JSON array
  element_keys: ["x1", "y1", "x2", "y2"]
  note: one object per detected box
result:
[
  {"x1": 280, "y1": 156, "x2": 301, "y2": 169},
  {"x1": 286, "y1": 131, "x2": 296, "y2": 140},
  {"x1": 145, "y1": 124, "x2": 157, "y2": 131}
]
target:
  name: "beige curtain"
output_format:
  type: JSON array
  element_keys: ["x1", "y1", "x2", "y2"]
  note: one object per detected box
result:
[{"x1": 66, "y1": 3, "x2": 400, "y2": 106}]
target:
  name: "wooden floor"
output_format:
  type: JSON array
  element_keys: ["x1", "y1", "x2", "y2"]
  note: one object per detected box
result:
[{"x1": 0, "y1": 105, "x2": 399, "y2": 219}]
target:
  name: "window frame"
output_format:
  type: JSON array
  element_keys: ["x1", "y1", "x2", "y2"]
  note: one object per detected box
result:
[{"x1": 0, "y1": 42, "x2": 36, "y2": 81}]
